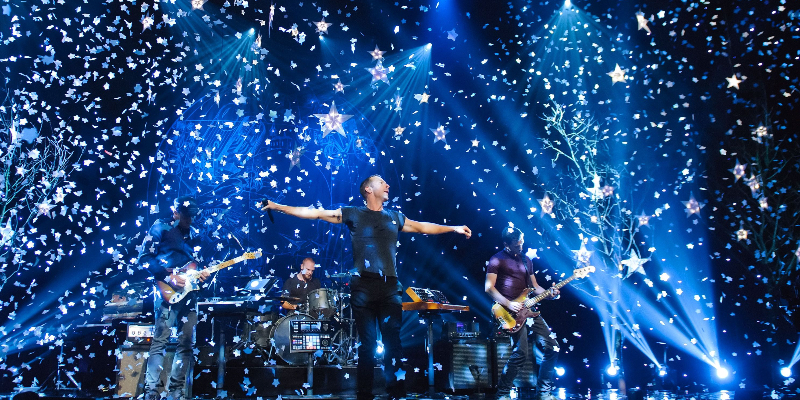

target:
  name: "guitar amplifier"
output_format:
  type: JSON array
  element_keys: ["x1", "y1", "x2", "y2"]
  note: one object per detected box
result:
[
  {"x1": 434, "y1": 338, "x2": 492, "y2": 393},
  {"x1": 493, "y1": 337, "x2": 539, "y2": 388}
]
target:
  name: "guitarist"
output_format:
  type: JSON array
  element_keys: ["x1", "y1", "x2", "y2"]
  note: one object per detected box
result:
[
  {"x1": 137, "y1": 196, "x2": 210, "y2": 400},
  {"x1": 485, "y1": 227, "x2": 559, "y2": 400}
]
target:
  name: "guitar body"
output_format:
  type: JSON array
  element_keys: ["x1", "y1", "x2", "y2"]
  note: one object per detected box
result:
[
  {"x1": 155, "y1": 252, "x2": 262, "y2": 304},
  {"x1": 491, "y1": 289, "x2": 541, "y2": 333},
  {"x1": 490, "y1": 266, "x2": 595, "y2": 333},
  {"x1": 156, "y1": 261, "x2": 200, "y2": 304}
]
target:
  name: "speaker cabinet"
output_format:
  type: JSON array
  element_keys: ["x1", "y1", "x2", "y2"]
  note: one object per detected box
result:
[
  {"x1": 434, "y1": 339, "x2": 492, "y2": 393},
  {"x1": 493, "y1": 337, "x2": 539, "y2": 388},
  {"x1": 116, "y1": 344, "x2": 187, "y2": 398}
]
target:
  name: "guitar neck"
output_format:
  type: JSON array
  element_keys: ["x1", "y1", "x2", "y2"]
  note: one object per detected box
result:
[
  {"x1": 205, "y1": 256, "x2": 245, "y2": 273},
  {"x1": 523, "y1": 274, "x2": 578, "y2": 308}
]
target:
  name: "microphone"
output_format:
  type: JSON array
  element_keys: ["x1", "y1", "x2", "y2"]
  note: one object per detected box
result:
[{"x1": 260, "y1": 199, "x2": 275, "y2": 223}]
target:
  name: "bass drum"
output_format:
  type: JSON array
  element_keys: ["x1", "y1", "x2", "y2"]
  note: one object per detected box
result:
[{"x1": 268, "y1": 313, "x2": 312, "y2": 366}]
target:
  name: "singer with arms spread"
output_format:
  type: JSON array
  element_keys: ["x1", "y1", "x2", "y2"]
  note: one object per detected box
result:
[
  {"x1": 262, "y1": 175, "x2": 471, "y2": 400},
  {"x1": 485, "y1": 227, "x2": 559, "y2": 400},
  {"x1": 138, "y1": 197, "x2": 210, "y2": 400}
]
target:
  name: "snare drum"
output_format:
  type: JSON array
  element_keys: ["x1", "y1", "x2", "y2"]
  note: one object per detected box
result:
[
  {"x1": 307, "y1": 288, "x2": 338, "y2": 320},
  {"x1": 267, "y1": 313, "x2": 312, "y2": 366}
]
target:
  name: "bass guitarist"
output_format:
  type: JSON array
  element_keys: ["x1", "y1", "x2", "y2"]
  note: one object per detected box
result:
[
  {"x1": 485, "y1": 227, "x2": 559, "y2": 400},
  {"x1": 137, "y1": 196, "x2": 210, "y2": 400}
]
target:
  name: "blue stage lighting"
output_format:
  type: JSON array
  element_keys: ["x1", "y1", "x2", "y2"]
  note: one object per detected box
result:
[
  {"x1": 606, "y1": 364, "x2": 618, "y2": 376},
  {"x1": 658, "y1": 367, "x2": 667, "y2": 377},
  {"x1": 781, "y1": 367, "x2": 792, "y2": 378},
  {"x1": 248, "y1": 28, "x2": 254, "y2": 35},
  {"x1": 425, "y1": 43, "x2": 432, "y2": 50},
  {"x1": 715, "y1": 366, "x2": 729, "y2": 379},
  {"x1": 377, "y1": 342, "x2": 384, "y2": 354},
  {"x1": 555, "y1": 366, "x2": 565, "y2": 376},
  {"x1": 564, "y1": 0, "x2": 572, "y2": 8}
]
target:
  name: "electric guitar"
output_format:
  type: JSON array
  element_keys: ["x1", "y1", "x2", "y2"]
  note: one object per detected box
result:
[
  {"x1": 156, "y1": 251, "x2": 262, "y2": 304},
  {"x1": 491, "y1": 266, "x2": 594, "y2": 333}
]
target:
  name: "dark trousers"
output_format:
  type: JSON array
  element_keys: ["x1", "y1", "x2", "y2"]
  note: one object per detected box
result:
[
  {"x1": 145, "y1": 293, "x2": 197, "y2": 399},
  {"x1": 497, "y1": 315, "x2": 559, "y2": 396},
  {"x1": 351, "y1": 274, "x2": 405, "y2": 400}
]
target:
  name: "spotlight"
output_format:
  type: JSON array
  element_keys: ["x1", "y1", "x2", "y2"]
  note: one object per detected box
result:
[
  {"x1": 658, "y1": 367, "x2": 667, "y2": 377},
  {"x1": 715, "y1": 366, "x2": 729, "y2": 379},
  {"x1": 606, "y1": 364, "x2": 618, "y2": 376},
  {"x1": 425, "y1": 43, "x2": 432, "y2": 50},
  {"x1": 376, "y1": 341, "x2": 384, "y2": 355},
  {"x1": 248, "y1": 28, "x2": 254, "y2": 35},
  {"x1": 781, "y1": 367, "x2": 792, "y2": 378},
  {"x1": 564, "y1": 0, "x2": 571, "y2": 8},
  {"x1": 555, "y1": 366, "x2": 565, "y2": 376}
]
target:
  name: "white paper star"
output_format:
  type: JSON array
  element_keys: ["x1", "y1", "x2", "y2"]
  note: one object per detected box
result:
[
  {"x1": 393, "y1": 125, "x2": 405, "y2": 139},
  {"x1": 607, "y1": 64, "x2": 627, "y2": 84},
  {"x1": 538, "y1": 194, "x2": 554, "y2": 215},
  {"x1": 414, "y1": 92, "x2": 430, "y2": 103},
  {"x1": 731, "y1": 160, "x2": 746, "y2": 181},
  {"x1": 572, "y1": 244, "x2": 592, "y2": 265},
  {"x1": 447, "y1": 29, "x2": 458, "y2": 41},
  {"x1": 726, "y1": 74, "x2": 742, "y2": 89},
  {"x1": 141, "y1": 14, "x2": 154, "y2": 32},
  {"x1": 636, "y1": 12, "x2": 651, "y2": 34},
  {"x1": 191, "y1": 0, "x2": 206, "y2": 10},
  {"x1": 313, "y1": 101, "x2": 353, "y2": 138},
  {"x1": 333, "y1": 80, "x2": 348, "y2": 93},
  {"x1": 621, "y1": 252, "x2": 650, "y2": 277},
  {"x1": 0, "y1": 219, "x2": 14, "y2": 247},
  {"x1": 431, "y1": 124, "x2": 449, "y2": 143}
]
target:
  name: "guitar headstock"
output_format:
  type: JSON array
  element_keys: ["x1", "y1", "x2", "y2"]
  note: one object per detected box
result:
[
  {"x1": 243, "y1": 251, "x2": 263, "y2": 260},
  {"x1": 573, "y1": 266, "x2": 595, "y2": 278}
]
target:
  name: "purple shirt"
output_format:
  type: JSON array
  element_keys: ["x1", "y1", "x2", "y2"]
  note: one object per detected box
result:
[{"x1": 487, "y1": 249, "x2": 533, "y2": 301}]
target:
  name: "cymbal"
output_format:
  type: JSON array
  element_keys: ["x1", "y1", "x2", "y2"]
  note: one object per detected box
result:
[{"x1": 329, "y1": 272, "x2": 351, "y2": 278}]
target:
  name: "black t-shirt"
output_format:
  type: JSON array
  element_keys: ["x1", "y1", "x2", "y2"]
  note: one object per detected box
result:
[
  {"x1": 341, "y1": 206, "x2": 406, "y2": 277},
  {"x1": 282, "y1": 274, "x2": 321, "y2": 304}
]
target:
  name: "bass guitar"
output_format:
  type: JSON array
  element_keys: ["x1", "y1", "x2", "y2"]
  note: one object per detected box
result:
[
  {"x1": 491, "y1": 266, "x2": 594, "y2": 333},
  {"x1": 156, "y1": 251, "x2": 262, "y2": 304}
]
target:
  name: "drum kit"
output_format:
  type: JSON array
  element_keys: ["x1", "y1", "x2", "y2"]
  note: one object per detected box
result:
[{"x1": 244, "y1": 273, "x2": 358, "y2": 367}]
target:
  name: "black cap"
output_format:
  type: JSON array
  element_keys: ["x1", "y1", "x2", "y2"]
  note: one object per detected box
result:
[{"x1": 173, "y1": 196, "x2": 201, "y2": 217}]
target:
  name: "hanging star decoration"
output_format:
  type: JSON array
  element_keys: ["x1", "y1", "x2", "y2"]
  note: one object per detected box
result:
[
  {"x1": 191, "y1": 0, "x2": 206, "y2": 10},
  {"x1": 736, "y1": 223, "x2": 749, "y2": 241},
  {"x1": 730, "y1": 160, "x2": 746, "y2": 181},
  {"x1": 314, "y1": 18, "x2": 332, "y2": 34},
  {"x1": 333, "y1": 80, "x2": 348, "y2": 93},
  {"x1": 414, "y1": 92, "x2": 430, "y2": 104},
  {"x1": 313, "y1": 101, "x2": 353, "y2": 138},
  {"x1": 726, "y1": 74, "x2": 742, "y2": 89},
  {"x1": 758, "y1": 196, "x2": 768, "y2": 210},
  {"x1": 538, "y1": 194, "x2": 555, "y2": 216},
  {"x1": 744, "y1": 174, "x2": 761, "y2": 195},
  {"x1": 141, "y1": 14, "x2": 155, "y2": 32},
  {"x1": 682, "y1": 194, "x2": 704, "y2": 217},
  {"x1": 0, "y1": 219, "x2": 14, "y2": 247},
  {"x1": 288, "y1": 146, "x2": 306, "y2": 171},
  {"x1": 753, "y1": 125, "x2": 770, "y2": 143},
  {"x1": 635, "y1": 12, "x2": 651, "y2": 34},
  {"x1": 447, "y1": 29, "x2": 458, "y2": 41},
  {"x1": 607, "y1": 64, "x2": 627, "y2": 84},
  {"x1": 572, "y1": 244, "x2": 593, "y2": 266},
  {"x1": 637, "y1": 212, "x2": 650, "y2": 227},
  {"x1": 366, "y1": 61, "x2": 389, "y2": 84},
  {"x1": 393, "y1": 125, "x2": 405, "y2": 139},
  {"x1": 621, "y1": 251, "x2": 650, "y2": 277},
  {"x1": 585, "y1": 174, "x2": 603, "y2": 200},
  {"x1": 431, "y1": 124, "x2": 449, "y2": 143},
  {"x1": 368, "y1": 45, "x2": 386, "y2": 60}
]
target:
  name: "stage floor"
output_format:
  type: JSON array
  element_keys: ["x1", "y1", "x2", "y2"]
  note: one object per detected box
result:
[{"x1": 0, "y1": 388, "x2": 784, "y2": 400}]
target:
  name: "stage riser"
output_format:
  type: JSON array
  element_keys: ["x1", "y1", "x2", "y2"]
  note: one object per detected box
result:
[{"x1": 192, "y1": 366, "x2": 381, "y2": 397}]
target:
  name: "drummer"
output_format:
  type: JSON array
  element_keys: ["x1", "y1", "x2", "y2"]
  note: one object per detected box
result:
[{"x1": 281, "y1": 257, "x2": 321, "y2": 311}]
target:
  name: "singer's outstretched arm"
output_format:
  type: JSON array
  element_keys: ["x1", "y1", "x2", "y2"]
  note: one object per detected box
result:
[{"x1": 261, "y1": 200, "x2": 342, "y2": 224}]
